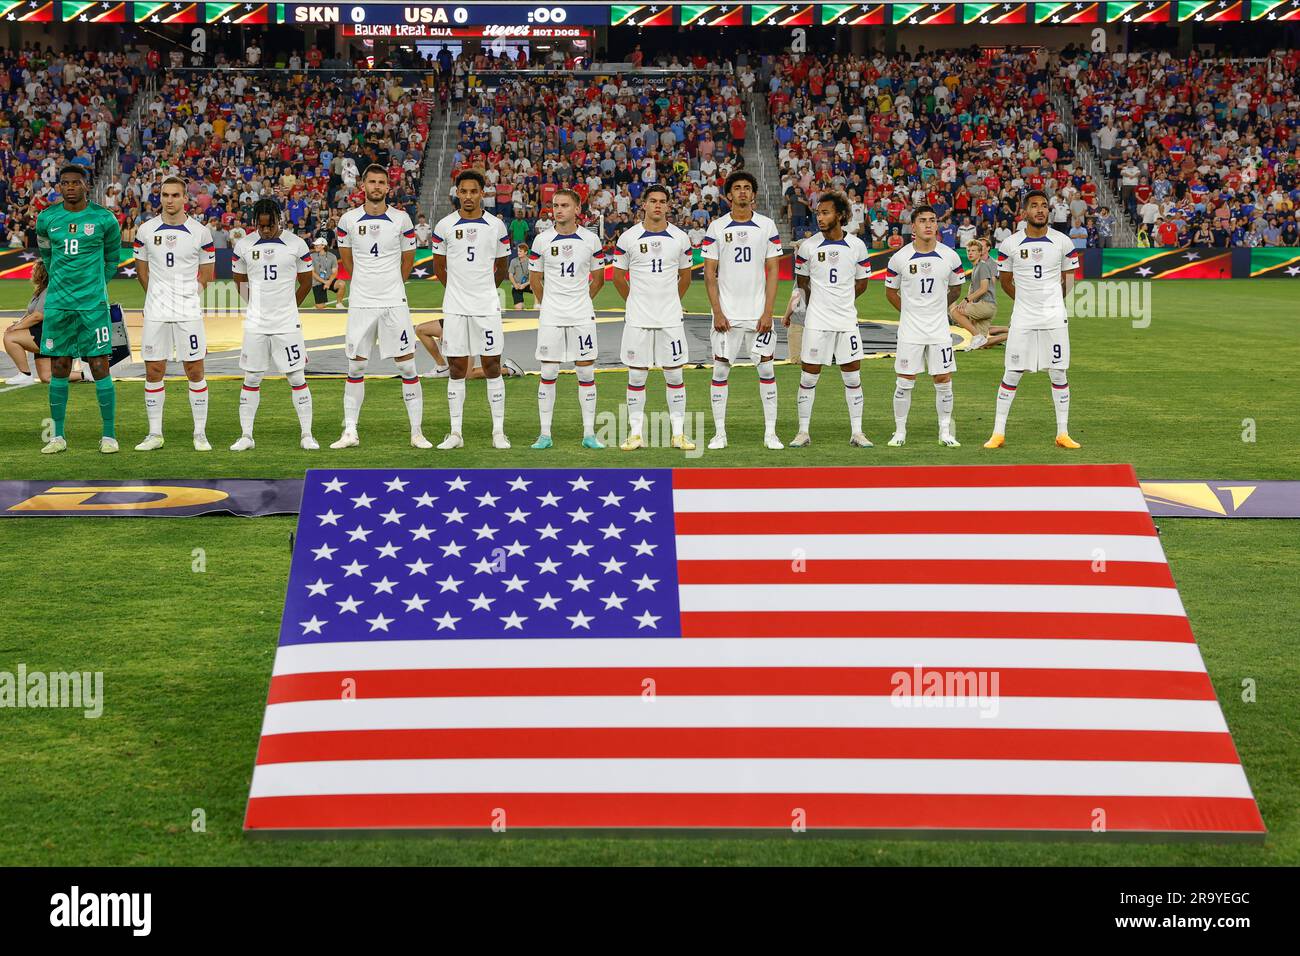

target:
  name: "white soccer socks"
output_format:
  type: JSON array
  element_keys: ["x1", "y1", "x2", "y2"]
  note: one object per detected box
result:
[
  {"x1": 537, "y1": 361, "x2": 559, "y2": 437},
  {"x1": 993, "y1": 369, "x2": 1023, "y2": 435},
  {"x1": 287, "y1": 370, "x2": 313, "y2": 438},
  {"x1": 238, "y1": 373, "x2": 263, "y2": 436},
  {"x1": 144, "y1": 380, "x2": 165, "y2": 436},
  {"x1": 396, "y1": 359, "x2": 424, "y2": 438},
  {"x1": 710, "y1": 359, "x2": 730, "y2": 435},
  {"x1": 576, "y1": 364, "x2": 597, "y2": 437},
  {"x1": 797, "y1": 370, "x2": 820, "y2": 433},
  {"x1": 893, "y1": 376, "x2": 915, "y2": 436},
  {"x1": 626, "y1": 367, "x2": 648, "y2": 437},
  {"x1": 342, "y1": 358, "x2": 367, "y2": 429},
  {"x1": 446, "y1": 377, "x2": 466, "y2": 435},
  {"x1": 664, "y1": 367, "x2": 687, "y2": 437},
  {"x1": 756, "y1": 359, "x2": 778, "y2": 436},
  {"x1": 842, "y1": 369, "x2": 864, "y2": 436},
  {"x1": 934, "y1": 380, "x2": 954, "y2": 437},
  {"x1": 1049, "y1": 369, "x2": 1070, "y2": 434}
]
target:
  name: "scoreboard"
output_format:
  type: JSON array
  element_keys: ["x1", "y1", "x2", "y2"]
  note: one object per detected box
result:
[{"x1": 16, "y1": 0, "x2": 1293, "y2": 23}]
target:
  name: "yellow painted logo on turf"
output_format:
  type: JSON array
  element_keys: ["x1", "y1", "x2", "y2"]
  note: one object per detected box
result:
[
  {"x1": 8, "y1": 486, "x2": 230, "y2": 512},
  {"x1": 1140, "y1": 483, "x2": 1257, "y2": 516}
]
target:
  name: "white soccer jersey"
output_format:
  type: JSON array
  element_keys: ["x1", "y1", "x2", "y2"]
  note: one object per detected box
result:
[
  {"x1": 231, "y1": 233, "x2": 313, "y2": 334},
  {"x1": 885, "y1": 242, "x2": 966, "y2": 345},
  {"x1": 528, "y1": 225, "x2": 604, "y2": 326},
  {"x1": 996, "y1": 229, "x2": 1079, "y2": 330},
  {"x1": 613, "y1": 222, "x2": 693, "y2": 329},
  {"x1": 794, "y1": 232, "x2": 871, "y2": 332},
  {"x1": 702, "y1": 212, "x2": 783, "y2": 324},
  {"x1": 431, "y1": 210, "x2": 510, "y2": 315},
  {"x1": 133, "y1": 215, "x2": 215, "y2": 323},
  {"x1": 335, "y1": 204, "x2": 417, "y2": 308}
]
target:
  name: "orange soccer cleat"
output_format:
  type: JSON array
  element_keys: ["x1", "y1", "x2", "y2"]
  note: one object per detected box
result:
[
  {"x1": 983, "y1": 433, "x2": 1005, "y2": 449},
  {"x1": 1055, "y1": 434, "x2": 1081, "y2": 449}
]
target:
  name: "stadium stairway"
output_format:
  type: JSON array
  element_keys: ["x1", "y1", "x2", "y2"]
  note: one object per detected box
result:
[
  {"x1": 747, "y1": 91, "x2": 789, "y2": 244},
  {"x1": 1051, "y1": 88, "x2": 1135, "y2": 245},
  {"x1": 418, "y1": 97, "x2": 455, "y2": 222}
]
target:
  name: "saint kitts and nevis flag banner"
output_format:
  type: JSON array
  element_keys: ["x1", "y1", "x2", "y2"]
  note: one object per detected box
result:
[{"x1": 245, "y1": 464, "x2": 1264, "y2": 837}]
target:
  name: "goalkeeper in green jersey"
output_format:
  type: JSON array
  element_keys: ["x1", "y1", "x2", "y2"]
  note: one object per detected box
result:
[{"x1": 34, "y1": 165, "x2": 122, "y2": 454}]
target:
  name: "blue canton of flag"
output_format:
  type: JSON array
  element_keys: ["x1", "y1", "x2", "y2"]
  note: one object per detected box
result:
[{"x1": 283, "y1": 469, "x2": 682, "y2": 644}]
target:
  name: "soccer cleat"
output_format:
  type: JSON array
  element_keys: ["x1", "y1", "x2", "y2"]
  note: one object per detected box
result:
[
  {"x1": 531, "y1": 435, "x2": 554, "y2": 450},
  {"x1": 330, "y1": 429, "x2": 359, "y2": 449},
  {"x1": 581, "y1": 435, "x2": 605, "y2": 450},
  {"x1": 41, "y1": 436, "x2": 67, "y2": 455},
  {"x1": 1055, "y1": 433, "x2": 1082, "y2": 449},
  {"x1": 230, "y1": 435, "x2": 255, "y2": 452},
  {"x1": 437, "y1": 433, "x2": 464, "y2": 450},
  {"x1": 410, "y1": 433, "x2": 433, "y2": 449},
  {"x1": 763, "y1": 432, "x2": 784, "y2": 450},
  {"x1": 888, "y1": 432, "x2": 907, "y2": 447},
  {"x1": 983, "y1": 433, "x2": 1006, "y2": 449},
  {"x1": 620, "y1": 433, "x2": 644, "y2": 452},
  {"x1": 966, "y1": 334, "x2": 989, "y2": 352},
  {"x1": 134, "y1": 434, "x2": 165, "y2": 452},
  {"x1": 939, "y1": 433, "x2": 962, "y2": 448},
  {"x1": 193, "y1": 433, "x2": 212, "y2": 452},
  {"x1": 100, "y1": 437, "x2": 119, "y2": 454},
  {"x1": 849, "y1": 433, "x2": 874, "y2": 448},
  {"x1": 708, "y1": 433, "x2": 728, "y2": 450},
  {"x1": 789, "y1": 432, "x2": 812, "y2": 448},
  {"x1": 300, "y1": 435, "x2": 320, "y2": 450},
  {"x1": 4, "y1": 371, "x2": 35, "y2": 386},
  {"x1": 492, "y1": 432, "x2": 511, "y2": 450},
  {"x1": 670, "y1": 434, "x2": 696, "y2": 452}
]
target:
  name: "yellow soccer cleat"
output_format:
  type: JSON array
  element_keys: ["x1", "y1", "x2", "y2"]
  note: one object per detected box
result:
[
  {"x1": 619, "y1": 433, "x2": 644, "y2": 452},
  {"x1": 670, "y1": 434, "x2": 696, "y2": 452},
  {"x1": 1055, "y1": 433, "x2": 1081, "y2": 449},
  {"x1": 983, "y1": 433, "x2": 1005, "y2": 449}
]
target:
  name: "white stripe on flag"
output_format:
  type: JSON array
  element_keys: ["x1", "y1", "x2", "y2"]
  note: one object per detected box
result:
[
  {"x1": 673, "y1": 486, "x2": 1150, "y2": 513},
  {"x1": 269, "y1": 637, "x2": 1209, "y2": 677},
  {"x1": 677, "y1": 584, "x2": 1187, "y2": 616},
  {"x1": 259, "y1": 696, "x2": 1229, "y2": 736},
  {"x1": 248, "y1": 757, "x2": 1254, "y2": 799},
  {"x1": 673, "y1": 534, "x2": 1170, "y2": 562}
]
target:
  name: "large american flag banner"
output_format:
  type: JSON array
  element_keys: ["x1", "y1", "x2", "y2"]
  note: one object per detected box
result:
[{"x1": 245, "y1": 464, "x2": 1264, "y2": 837}]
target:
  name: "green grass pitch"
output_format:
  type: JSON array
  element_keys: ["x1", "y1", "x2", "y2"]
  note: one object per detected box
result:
[{"x1": 0, "y1": 279, "x2": 1296, "y2": 865}]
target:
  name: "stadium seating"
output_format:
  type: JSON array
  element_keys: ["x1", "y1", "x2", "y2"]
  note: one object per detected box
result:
[
  {"x1": 1063, "y1": 49, "x2": 1300, "y2": 248},
  {"x1": 0, "y1": 46, "x2": 141, "y2": 249}
]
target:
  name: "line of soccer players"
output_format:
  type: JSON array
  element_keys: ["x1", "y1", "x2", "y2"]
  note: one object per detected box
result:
[{"x1": 32, "y1": 163, "x2": 1080, "y2": 454}]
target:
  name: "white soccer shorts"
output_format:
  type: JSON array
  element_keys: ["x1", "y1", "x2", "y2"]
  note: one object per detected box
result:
[
  {"x1": 620, "y1": 323, "x2": 690, "y2": 368},
  {"x1": 800, "y1": 327, "x2": 864, "y2": 366},
  {"x1": 141, "y1": 318, "x2": 206, "y2": 363},
  {"x1": 536, "y1": 322, "x2": 597, "y2": 364},
  {"x1": 711, "y1": 322, "x2": 777, "y2": 362},
  {"x1": 346, "y1": 306, "x2": 416, "y2": 360},
  {"x1": 894, "y1": 342, "x2": 956, "y2": 376},
  {"x1": 1005, "y1": 326, "x2": 1070, "y2": 372},
  {"x1": 442, "y1": 312, "x2": 504, "y2": 357},
  {"x1": 241, "y1": 330, "x2": 307, "y2": 374}
]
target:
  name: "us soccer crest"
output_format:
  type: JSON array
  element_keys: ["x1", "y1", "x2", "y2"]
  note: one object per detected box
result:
[
  {"x1": 650, "y1": 240, "x2": 662, "y2": 252},
  {"x1": 829, "y1": 250, "x2": 839, "y2": 262},
  {"x1": 920, "y1": 261, "x2": 931, "y2": 273},
  {"x1": 84, "y1": 224, "x2": 95, "y2": 236},
  {"x1": 165, "y1": 235, "x2": 177, "y2": 247},
  {"x1": 1032, "y1": 248, "x2": 1043, "y2": 261},
  {"x1": 562, "y1": 245, "x2": 573, "y2": 258},
  {"x1": 467, "y1": 228, "x2": 478, "y2": 241}
]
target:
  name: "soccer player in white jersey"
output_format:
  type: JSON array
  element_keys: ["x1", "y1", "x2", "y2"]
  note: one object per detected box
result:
[
  {"x1": 330, "y1": 164, "x2": 426, "y2": 450},
  {"x1": 703, "y1": 171, "x2": 784, "y2": 450},
  {"x1": 527, "y1": 188, "x2": 606, "y2": 449},
  {"x1": 229, "y1": 198, "x2": 317, "y2": 451},
  {"x1": 132, "y1": 176, "x2": 215, "y2": 451},
  {"x1": 883, "y1": 206, "x2": 966, "y2": 447},
  {"x1": 430, "y1": 169, "x2": 512, "y2": 449},
  {"x1": 612, "y1": 183, "x2": 695, "y2": 452},
  {"x1": 789, "y1": 191, "x2": 873, "y2": 448},
  {"x1": 984, "y1": 190, "x2": 1082, "y2": 449}
]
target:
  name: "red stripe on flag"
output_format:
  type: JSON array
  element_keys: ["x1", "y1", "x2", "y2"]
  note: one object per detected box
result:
[
  {"x1": 672, "y1": 464, "x2": 1139, "y2": 489},
  {"x1": 246, "y1": 792, "x2": 1265, "y2": 832},
  {"x1": 265, "y1": 666, "x2": 1213, "y2": 705},
  {"x1": 680, "y1": 611, "x2": 1196, "y2": 642},
  {"x1": 676, "y1": 558, "x2": 1175, "y2": 588},
  {"x1": 254, "y1": 727, "x2": 1242, "y2": 765},
  {"x1": 674, "y1": 511, "x2": 1156, "y2": 536}
]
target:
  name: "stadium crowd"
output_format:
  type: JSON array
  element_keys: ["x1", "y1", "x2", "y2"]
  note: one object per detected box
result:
[{"x1": 1065, "y1": 48, "x2": 1300, "y2": 249}]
